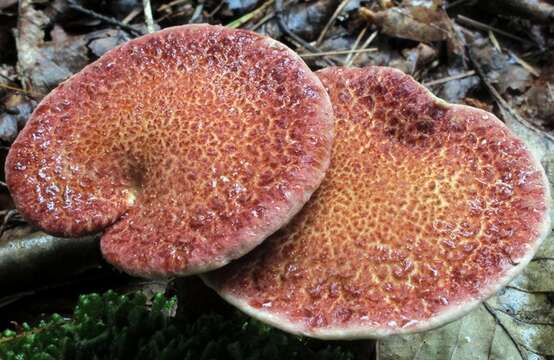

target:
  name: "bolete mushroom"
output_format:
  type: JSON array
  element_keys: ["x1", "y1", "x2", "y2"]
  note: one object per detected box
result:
[
  {"x1": 203, "y1": 66, "x2": 551, "y2": 339},
  {"x1": 5, "y1": 25, "x2": 334, "y2": 278}
]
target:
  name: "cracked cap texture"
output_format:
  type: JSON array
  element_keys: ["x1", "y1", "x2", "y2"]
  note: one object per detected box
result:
[
  {"x1": 5, "y1": 25, "x2": 334, "y2": 278},
  {"x1": 203, "y1": 66, "x2": 551, "y2": 339}
]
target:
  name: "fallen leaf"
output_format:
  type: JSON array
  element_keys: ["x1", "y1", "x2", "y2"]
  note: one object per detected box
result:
[
  {"x1": 401, "y1": 43, "x2": 438, "y2": 74},
  {"x1": 87, "y1": 28, "x2": 132, "y2": 58},
  {"x1": 361, "y1": 4, "x2": 452, "y2": 42},
  {"x1": 16, "y1": 1, "x2": 90, "y2": 96}
]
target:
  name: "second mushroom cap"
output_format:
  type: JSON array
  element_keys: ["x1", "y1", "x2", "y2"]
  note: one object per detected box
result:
[{"x1": 203, "y1": 66, "x2": 551, "y2": 339}]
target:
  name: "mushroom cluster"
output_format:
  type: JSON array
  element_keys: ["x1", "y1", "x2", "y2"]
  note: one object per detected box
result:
[{"x1": 6, "y1": 25, "x2": 550, "y2": 339}]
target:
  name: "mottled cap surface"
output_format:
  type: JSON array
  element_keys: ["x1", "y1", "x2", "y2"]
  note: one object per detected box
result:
[
  {"x1": 204, "y1": 66, "x2": 551, "y2": 339},
  {"x1": 5, "y1": 25, "x2": 334, "y2": 278}
]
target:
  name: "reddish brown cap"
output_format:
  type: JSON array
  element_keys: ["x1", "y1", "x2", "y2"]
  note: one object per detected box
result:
[
  {"x1": 5, "y1": 25, "x2": 334, "y2": 278},
  {"x1": 203, "y1": 66, "x2": 551, "y2": 339}
]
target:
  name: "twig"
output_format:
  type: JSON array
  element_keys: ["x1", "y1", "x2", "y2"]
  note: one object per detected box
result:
[
  {"x1": 67, "y1": 0, "x2": 144, "y2": 36},
  {"x1": 299, "y1": 48, "x2": 377, "y2": 57},
  {"x1": 349, "y1": 30, "x2": 378, "y2": 66},
  {"x1": 250, "y1": 0, "x2": 293, "y2": 30},
  {"x1": 488, "y1": 31, "x2": 501, "y2": 52},
  {"x1": 488, "y1": 31, "x2": 541, "y2": 77},
  {"x1": 521, "y1": 47, "x2": 554, "y2": 59},
  {"x1": 446, "y1": 0, "x2": 474, "y2": 9},
  {"x1": 423, "y1": 70, "x2": 476, "y2": 86},
  {"x1": 316, "y1": 0, "x2": 351, "y2": 46},
  {"x1": 158, "y1": 0, "x2": 190, "y2": 12},
  {"x1": 0, "y1": 83, "x2": 36, "y2": 96},
  {"x1": 142, "y1": 0, "x2": 155, "y2": 33},
  {"x1": 483, "y1": 302, "x2": 528, "y2": 360},
  {"x1": 122, "y1": 7, "x2": 142, "y2": 24},
  {"x1": 189, "y1": 4, "x2": 204, "y2": 23},
  {"x1": 208, "y1": 0, "x2": 226, "y2": 17},
  {"x1": 226, "y1": 0, "x2": 274, "y2": 28},
  {"x1": 456, "y1": 15, "x2": 535, "y2": 46},
  {"x1": 509, "y1": 51, "x2": 541, "y2": 77},
  {"x1": 251, "y1": 12, "x2": 274, "y2": 30},
  {"x1": 468, "y1": 47, "x2": 554, "y2": 142},
  {"x1": 274, "y1": 0, "x2": 334, "y2": 66},
  {"x1": 250, "y1": 0, "x2": 295, "y2": 31},
  {"x1": 344, "y1": 26, "x2": 367, "y2": 66}
]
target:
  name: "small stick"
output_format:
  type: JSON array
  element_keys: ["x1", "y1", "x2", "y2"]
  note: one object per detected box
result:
[
  {"x1": 143, "y1": 0, "x2": 155, "y2": 33},
  {"x1": 251, "y1": 12, "x2": 274, "y2": 30},
  {"x1": 456, "y1": 15, "x2": 534, "y2": 46},
  {"x1": 208, "y1": 0, "x2": 226, "y2": 17},
  {"x1": 158, "y1": 0, "x2": 190, "y2": 12},
  {"x1": 488, "y1": 31, "x2": 541, "y2": 77},
  {"x1": 0, "y1": 83, "x2": 40, "y2": 99},
  {"x1": 0, "y1": 83, "x2": 34, "y2": 95},
  {"x1": 299, "y1": 48, "x2": 377, "y2": 58},
  {"x1": 446, "y1": 0, "x2": 473, "y2": 9},
  {"x1": 468, "y1": 50, "x2": 554, "y2": 141},
  {"x1": 122, "y1": 7, "x2": 142, "y2": 24},
  {"x1": 274, "y1": 0, "x2": 334, "y2": 66},
  {"x1": 251, "y1": 0, "x2": 293, "y2": 30},
  {"x1": 316, "y1": 0, "x2": 351, "y2": 46},
  {"x1": 67, "y1": 0, "x2": 144, "y2": 36},
  {"x1": 226, "y1": 0, "x2": 274, "y2": 28},
  {"x1": 423, "y1": 70, "x2": 476, "y2": 86},
  {"x1": 349, "y1": 30, "x2": 378, "y2": 66},
  {"x1": 509, "y1": 51, "x2": 541, "y2": 77},
  {"x1": 488, "y1": 31, "x2": 501, "y2": 52},
  {"x1": 344, "y1": 26, "x2": 367, "y2": 66},
  {"x1": 189, "y1": 4, "x2": 204, "y2": 22}
]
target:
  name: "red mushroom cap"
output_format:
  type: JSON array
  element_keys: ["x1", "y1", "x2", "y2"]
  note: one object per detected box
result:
[
  {"x1": 203, "y1": 66, "x2": 551, "y2": 339},
  {"x1": 5, "y1": 25, "x2": 334, "y2": 278}
]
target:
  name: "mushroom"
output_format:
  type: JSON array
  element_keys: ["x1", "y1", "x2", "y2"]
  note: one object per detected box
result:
[
  {"x1": 203, "y1": 66, "x2": 551, "y2": 339},
  {"x1": 5, "y1": 25, "x2": 334, "y2": 278}
]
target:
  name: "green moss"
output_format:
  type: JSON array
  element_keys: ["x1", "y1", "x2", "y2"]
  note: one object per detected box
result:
[{"x1": 0, "y1": 291, "x2": 353, "y2": 360}]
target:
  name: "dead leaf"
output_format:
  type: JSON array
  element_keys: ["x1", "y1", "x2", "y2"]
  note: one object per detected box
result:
[
  {"x1": 513, "y1": 65, "x2": 554, "y2": 136},
  {"x1": 470, "y1": 37, "x2": 533, "y2": 95},
  {"x1": 87, "y1": 28, "x2": 132, "y2": 58},
  {"x1": 401, "y1": 43, "x2": 438, "y2": 74},
  {"x1": 361, "y1": 5, "x2": 452, "y2": 42},
  {"x1": 15, "y1": 1, "x2": 90, "y2": 96}
]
